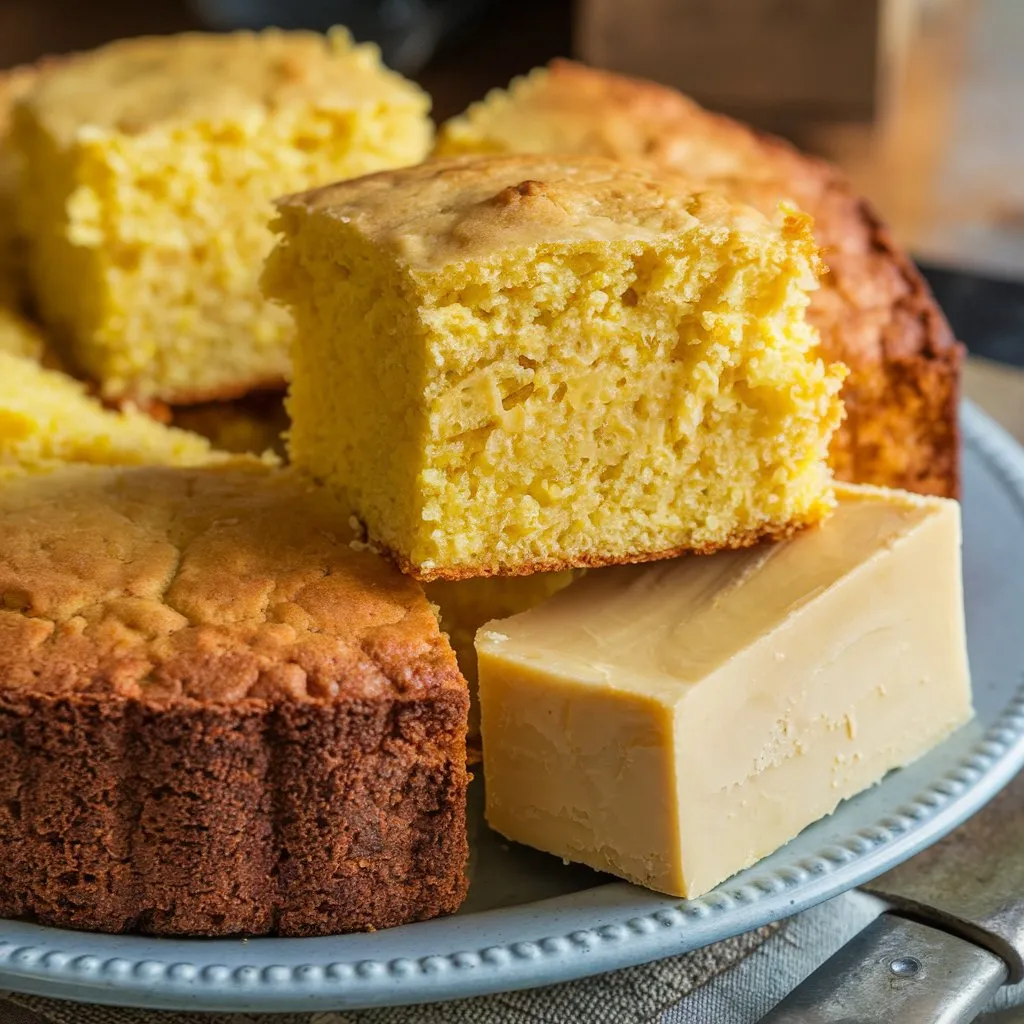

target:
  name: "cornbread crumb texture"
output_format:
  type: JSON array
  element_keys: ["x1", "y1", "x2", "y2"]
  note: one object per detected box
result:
[
  {"x1": 0, "y1": 350, "x2": 233, "y2": 473},
  {"x1": 268, "y1": 155, "x2": 844, "y2": 580},
  {"x1": 436, "y1": 61, "x2": 961, "y2": 497},
  {"x1": 0, "y1": 464, "x2": 469, "y2": 936},
  {"x1": 477, "y1": 484, "x2": 972, "y2": 898},
  {"x1": 12, "y1": 29, "x2": 434, "y2": 404}
]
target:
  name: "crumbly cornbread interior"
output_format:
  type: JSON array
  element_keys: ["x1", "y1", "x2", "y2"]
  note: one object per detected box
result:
[
  {"x1": 12, "y1": 29, "x2": 433, "y2": 404},
  {"x1": 435, "y1": 62, "x2": 963, "y2": 499},
  {"x1": 0, "y1": 350, "x2": 231, "y2": 472},
  {"x1": 266, "y1": 156, "x2": 845, "y2": 580}
]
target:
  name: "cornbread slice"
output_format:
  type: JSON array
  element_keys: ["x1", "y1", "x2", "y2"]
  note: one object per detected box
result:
[
  {"x1": 436, "y1": 62, "x2": 962, "y2": 498},
  {"x1": 266, "y1": 156, "x2": 845, "y2": 580},
  {"x1": 477, "y1": 484, "x2": 971, "y2": 897},
  {"x1": 0, "y1": 463, "x2": 469, "y2": 935},
  {"x1": 0, "y1": 351, "x2": 228, "y2": 471},
  {"x1": 12, "y1": 29, "x2": 433, "y2": 404}
]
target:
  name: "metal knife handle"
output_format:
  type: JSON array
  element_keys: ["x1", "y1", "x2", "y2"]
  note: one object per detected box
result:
[{"x1": 760, "y1": 913, "x2": 1008, "y2": 1024}]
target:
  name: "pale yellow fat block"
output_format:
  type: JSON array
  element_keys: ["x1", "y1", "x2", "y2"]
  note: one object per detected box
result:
[
  {"x1": 266, "y1": 155, "x2": 845, "y2": 581},
  {"x1": 12, "y1": 29, "x2": 433, "y2": 404},
  {"x1": 476, "y1": 484, "x2": 973, "y2": 898}
]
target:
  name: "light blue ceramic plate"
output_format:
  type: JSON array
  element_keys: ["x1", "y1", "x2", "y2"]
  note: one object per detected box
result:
[{"x1": 2, "y1": 401, "x2": 1023, "y2": 1013}]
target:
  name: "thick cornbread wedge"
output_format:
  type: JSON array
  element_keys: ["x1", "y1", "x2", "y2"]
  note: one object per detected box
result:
[
  {"x1": 477, "y1": 484, "x2": 972, "y2": 898},
  {"x1": 266, "y1": 155, "x2": 845, "y2": 580},
  {"x1": 436, "y1": 62, "x2": 962, "y2": 498},
  {"x1": 0, "y1": 351, "x2": 231, "y2": 471},
  {"x1": 12, "y1": 29, "x2": 433, "y2": 404},
  {"x1": 0, "y1": 463, "x2": 469, "y2": 935}
]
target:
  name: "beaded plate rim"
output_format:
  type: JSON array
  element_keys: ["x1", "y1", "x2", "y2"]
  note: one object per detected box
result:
[{"x1": 1, "y1": 400, "x2": 1024, "y2": 1012}]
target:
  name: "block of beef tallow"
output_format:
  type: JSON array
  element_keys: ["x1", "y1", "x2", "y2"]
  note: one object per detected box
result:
[{"x1": 476, "y1": 484, "x2": 972, "y2": 898}]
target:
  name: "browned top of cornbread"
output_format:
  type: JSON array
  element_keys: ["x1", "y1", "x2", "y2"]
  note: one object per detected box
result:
[
  {"x1": 276, "y1": 154, "x2": 813, "y2": 273},
  {"x1": 0, "y1": 463, "x2": 462, "y2": 704},
  {"x1": 18, "y1": 29, "x2": 429, "y2": 145},
  {"x1": 437, "y1": 61, "x2": 956, "y2": 374}
]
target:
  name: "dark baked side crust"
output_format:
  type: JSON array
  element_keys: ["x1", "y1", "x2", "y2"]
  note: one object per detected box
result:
[{"x1": 0, "y1": 690, "x2": 469, "y2": 937}]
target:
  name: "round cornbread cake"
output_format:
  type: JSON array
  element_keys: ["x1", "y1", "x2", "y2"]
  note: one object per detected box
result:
[
  {"x1": 0, "y1": 463, "x2": 469, "y2": 937},
  {"x1": 436, "y1": 61, "x2": 962, "y2": 498}
]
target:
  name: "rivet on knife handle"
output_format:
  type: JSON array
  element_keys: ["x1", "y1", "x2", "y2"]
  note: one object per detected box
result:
[{"x1": 760, "y1": 913, "x2": 1008, "y2": 1024}]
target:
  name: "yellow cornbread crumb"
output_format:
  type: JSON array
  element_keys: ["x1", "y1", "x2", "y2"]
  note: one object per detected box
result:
[
  {"x1": 12, "y1": 29, "x2": 433, "y2": 404},
  {"x1": 266, "y1": 156, "x2": 845, "y2": 580},
  {"x1": 0, "y1": 350, "x2": 236, "y2": 472}
]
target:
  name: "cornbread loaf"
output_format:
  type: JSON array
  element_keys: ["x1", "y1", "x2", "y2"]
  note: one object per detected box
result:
[
  {"x1": 265, "y1": 155, "x2": 845, "y2": 581},
  {"x1": 0, "y1": 350, "x2": 228, "y2": 471},
  {"x1": 11, "y1": 29, "x2": 434, "y2": 404},
  {"x1": 0, "y1": 464, "x2": 470, "y2": 936},
  {"x1": 436, "y1": 61, "x2": 962, "y2": 498},
  {"x1": 477, "y1": 484, "x2": 972, "y2": 898}
]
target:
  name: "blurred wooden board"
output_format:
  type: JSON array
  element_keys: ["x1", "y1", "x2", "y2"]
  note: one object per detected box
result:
[{"x1": 812, "y1": 0, "x2": 1024, "y2": 281}]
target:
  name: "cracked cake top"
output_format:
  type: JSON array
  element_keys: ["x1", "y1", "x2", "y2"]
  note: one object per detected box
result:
[{"x1": 0, "y1": 463, "x2": 462, "y2": 704}]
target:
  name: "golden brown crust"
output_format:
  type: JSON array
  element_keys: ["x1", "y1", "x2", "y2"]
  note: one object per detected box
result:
[
  {"x1": 0, "y1": 464, "x2": 462, "y2": 702},
  {"x1": 438, "y1": 61, "x2": 961, "y2": 498},
  {"x1": 0, "y1": 464, "x2": 469, "y2": 936},
  {"x1": 20, "y1": 30, "x2": 431, "y2": 147},
  {"x1": 275, "y1": 153, "x2": 793, "y2": 274},
  {"x1": 389, "y1": 516, "x2": 816, "y2": 583}
]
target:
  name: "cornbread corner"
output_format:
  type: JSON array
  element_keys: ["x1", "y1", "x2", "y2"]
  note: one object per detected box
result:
[
  {"x1": 265, "y1": 155, "x2": 845, "y2": 581},
  {"x1": 436, "y1": 61, "x2": 963, "y2": 499},
  {"x1": 0, "y1": 349, "x2": 239, "y2": 472},
  {"x1": 11, "y1": 29, "x2": 434, "y2": 405},
  {"x1": 0, "y1": 462, "x2": 470, "y2": 935}
]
